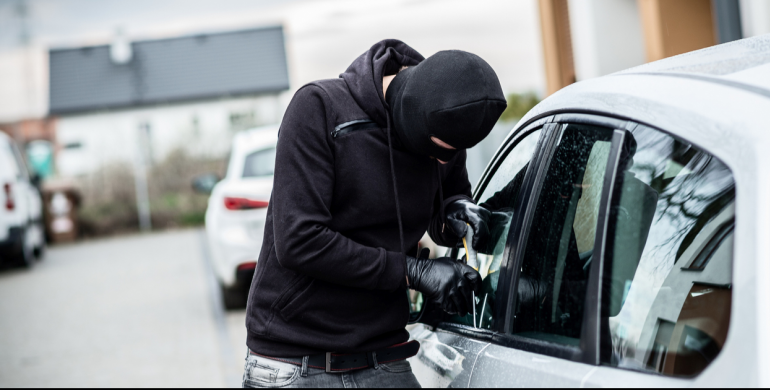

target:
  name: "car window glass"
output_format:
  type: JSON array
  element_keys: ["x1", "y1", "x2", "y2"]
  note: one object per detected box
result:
[
  {"x1": 478, "y1": 129, "x2": 541, "y2": 203},
  {"x1": 602, "y1": 125, "x2": 734, "y2": 378},
  {"x1": 10, "y1": 141, "x2": 29, "y2": 180},
  {"x1": 1, "y1": 141, "x2": 21, "y2": 178},
  {"x1": 243, "y1": 148, "x2": 276, "y2": 178},
  {"x1": 449, "y1": 129, "x2": 541, "y2": 330},
  {"x1": 513, "y1": 124, "x2": 614, "y2": 346}
]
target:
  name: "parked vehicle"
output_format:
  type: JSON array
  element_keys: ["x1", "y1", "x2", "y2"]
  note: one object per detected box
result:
[
  {"x1": 0, "y1": 132, "x2": 45, "y2": 267},
  {"x1": 194, "y1": 125, "x2": 278, "y2": 309},
  {"x1": 407, "y1": 35, "x2": 770, "y2": 387}
]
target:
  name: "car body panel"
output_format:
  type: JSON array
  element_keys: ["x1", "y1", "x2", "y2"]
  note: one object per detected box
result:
[
  {"x1": 408, "y1": 324, "x2": 489, "y2": 388},
  {"x1": 469, "y1": 343, "x2": 597, "y2": 388}
]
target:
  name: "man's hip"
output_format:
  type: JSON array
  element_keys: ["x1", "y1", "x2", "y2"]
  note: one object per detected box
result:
[{"x1": 242, "y1": 348, "x2": 422, "y2": 388}]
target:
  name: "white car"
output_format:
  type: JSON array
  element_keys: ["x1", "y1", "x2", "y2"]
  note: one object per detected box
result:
[
  {"x1": 0, "y1": 132, "x2": 45, "y2": 267},
  {"x1": 197, "y1": 125, "x2": 278, "y2": 309},
  {"x1": 407, "y1": 34, "x2": 770, "y2": 387}
]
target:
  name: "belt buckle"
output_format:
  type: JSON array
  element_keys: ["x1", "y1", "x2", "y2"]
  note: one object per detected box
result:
[{"x1": 325, "y1": 352, "x2": 332, "y2": 373}]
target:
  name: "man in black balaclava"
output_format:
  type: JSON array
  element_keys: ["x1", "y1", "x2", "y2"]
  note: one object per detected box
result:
[{"x1": 243, "y1": 40, "x2": 506, "y2": 388}]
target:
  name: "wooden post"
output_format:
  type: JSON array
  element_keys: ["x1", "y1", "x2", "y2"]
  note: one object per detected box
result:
[
  {"x1": 539, "y1": 0, "x2": 576, "y2": 96},
  {"x1": 638, "y1": 0, "x2": 717, "y2": 62}
]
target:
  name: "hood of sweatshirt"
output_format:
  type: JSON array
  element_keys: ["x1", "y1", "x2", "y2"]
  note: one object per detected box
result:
[{"x1": 340, "y1": 39, "x2": 425, "y2": 128}]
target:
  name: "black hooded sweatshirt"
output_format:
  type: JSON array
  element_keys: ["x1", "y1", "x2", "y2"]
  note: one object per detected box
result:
[{"x1": 245, "y1": 40, "x2": 473, "y2": 357}]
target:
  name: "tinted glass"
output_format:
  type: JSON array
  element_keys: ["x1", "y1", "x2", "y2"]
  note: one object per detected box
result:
[
  {"x1": 243, "y1": 148, "x2": 276, "y2": 178},
  {"x1": 513, "y1": 124, "x2": 614, "y2": 346},
  {"x1": 450, "y1": 129, "x2": 541, "y2": 329},
  {"x1": 10, "y1": 142, "x2": 29, "y2": 180},
  {"x1": 0, "y1": 141, "x2": 21, "y2": 178},
  {"x1": 603, "y1": 125, "x2": 734, "y2": 377}
]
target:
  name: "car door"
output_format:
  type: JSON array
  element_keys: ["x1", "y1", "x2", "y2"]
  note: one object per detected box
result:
[
  {"x1": 410, "y1": 118, "x2": 606, "y2": 387},
  {"x1": 407, "y1": 118, "x2": 547, "y2": 388},
  {"x1": 463, "y1": 119, "x2": 619, "y2": 387}
]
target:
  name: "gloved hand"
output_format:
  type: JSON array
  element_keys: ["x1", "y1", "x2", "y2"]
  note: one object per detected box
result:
[
  {"x1": 516, "y1": 275, "x2": 548, "y2": 312},
  {"x1": 406, "y1": 256, "x2": 481, "y2": 316},
  {"x1": 445, "y1": 199, "x2": 491, "y2": 249}
]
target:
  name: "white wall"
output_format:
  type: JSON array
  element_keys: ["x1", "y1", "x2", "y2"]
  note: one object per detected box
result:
[
  {"x1": 568, "y1": 0, "x2": 646, "y2": 80},
  {"x1": 0, "y1": 45, "x2": 48, "y2": 123},
  {"x1": 55, "y1": 95, "x2": 281, "y2": 177},
  {"x1": 740, "y1": 0, "x2": 770, "y2": 37}
]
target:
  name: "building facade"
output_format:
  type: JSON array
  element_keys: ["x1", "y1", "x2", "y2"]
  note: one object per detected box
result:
[{"x1": 48, "y1": 26, "x2": 289, "y2": 177}]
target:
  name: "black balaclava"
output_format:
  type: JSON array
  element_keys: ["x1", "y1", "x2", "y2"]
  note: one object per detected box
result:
[{"x1": 386, "y1": 50, "x2": 507, "y2": 161}]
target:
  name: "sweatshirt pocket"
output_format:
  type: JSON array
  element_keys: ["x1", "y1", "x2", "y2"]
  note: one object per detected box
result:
[
  {"x1": 331, "y1": 119, "x2": 378, "y2": 138},
  {"x1": 272, "y1": 275, "x2": 317, "y2": 322}
]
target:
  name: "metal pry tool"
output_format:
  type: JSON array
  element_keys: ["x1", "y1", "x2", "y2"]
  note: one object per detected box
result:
[{"x1": 462, "y1": 224, "x2": 479, "y2": 328}]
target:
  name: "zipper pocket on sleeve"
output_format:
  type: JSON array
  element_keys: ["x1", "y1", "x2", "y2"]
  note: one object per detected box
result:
[{"x1": 332, "y1": 119, "x2": 379, "y2": 138}]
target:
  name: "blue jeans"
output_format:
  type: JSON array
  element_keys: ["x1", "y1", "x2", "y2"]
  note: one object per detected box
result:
[{"x1": 242, "y1": 351, "x2": 421, "y2": 388}]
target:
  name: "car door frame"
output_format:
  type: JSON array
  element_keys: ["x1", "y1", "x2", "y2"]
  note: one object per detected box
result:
[{"x1": 433, "y1": 112, "x2": 640, "y2": 365}]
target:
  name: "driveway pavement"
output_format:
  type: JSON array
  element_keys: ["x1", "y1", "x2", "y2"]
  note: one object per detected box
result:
[{"x1": 0, "y1": 229, "x2": 247, "y2": 387}]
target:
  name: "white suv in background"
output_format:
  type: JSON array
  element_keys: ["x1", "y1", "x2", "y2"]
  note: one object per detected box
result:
[
  {"x1": 0, "y1": 132, "x2": 45, "y2": 267},
  {"x1": 194, "y1": 125, "x2": 278, "y2": 309}
]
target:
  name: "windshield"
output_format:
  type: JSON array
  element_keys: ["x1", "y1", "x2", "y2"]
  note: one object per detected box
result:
[{"x1": 242, "y1": 148, "x2": 276, "y2": 178}]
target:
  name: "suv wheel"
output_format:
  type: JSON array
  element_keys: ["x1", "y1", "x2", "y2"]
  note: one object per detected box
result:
[
  {"x1": 14, "y1": 227, "x2": 35, "y2": 268},
  {"x1": 32, "y1": 222, "x2": 45, "y2": 260}
]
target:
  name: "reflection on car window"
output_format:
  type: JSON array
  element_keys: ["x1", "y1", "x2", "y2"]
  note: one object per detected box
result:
[
  {"x1": 0, "y1": 142, "x2": 21, "y2": 178},
  {"x1": 513, "y1": 124, "x2": 614, "y2": 346},
  {"x1": 243, "y1": 148, "x2": 276, "y2": 178},
  {"x1": 449, "y1": 129, "x2": 541, "y2": 330},
  {"x1": 603, "y1": 126, "x2": 734, "y2": 378}
]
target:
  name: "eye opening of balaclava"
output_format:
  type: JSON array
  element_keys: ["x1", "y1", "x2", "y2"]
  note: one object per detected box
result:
[{"x1": 386, "y1": 50, "x2": 507, "y2": 161}]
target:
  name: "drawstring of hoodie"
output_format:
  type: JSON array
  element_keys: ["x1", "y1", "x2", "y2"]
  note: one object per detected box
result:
[
  {"x1": 385, "y1": 114, "x2": 406, "y2": 255},
  {"x1": 436, "y1": 161, "x2": 446, "y2": 233},
  {"x1": 385, "y1": 112, "x2": 449, "y2": 258}
]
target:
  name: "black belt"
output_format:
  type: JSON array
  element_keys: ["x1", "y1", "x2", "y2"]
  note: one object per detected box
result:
[{"x1": 249, "y1": 340, "x2": 420, "y2": 373}]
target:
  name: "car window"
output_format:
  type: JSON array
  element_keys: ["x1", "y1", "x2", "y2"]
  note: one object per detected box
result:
[
  {"x1": 10, "y1": 141, "x2": 30, "y2": 180},
  {"x1": 449, "y1": 129, "x2": 542, "y2": 330},
  {"x1": 242, "y1": 147, "x2": 276, "y2": 178},
  {"x1": 512, "y1": 124, "x2": 614, "y2": 346},
  {"x1": 0, "y1": 140, "x2": 22, "y2": 179},
  {"x1": 601, "y1": 125, "x2": 734, "y2": 377}
]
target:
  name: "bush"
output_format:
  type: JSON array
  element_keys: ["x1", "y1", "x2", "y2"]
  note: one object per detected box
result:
[
  {"x1": 499, "y1": 92, "x2": 540, "y2": 123},
  {"x1": 75, "y1": 149, "x2": 226, "y2": 237}
]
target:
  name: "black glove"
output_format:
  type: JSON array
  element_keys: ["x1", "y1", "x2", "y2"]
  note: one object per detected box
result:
[
  {"x1": 406, "y1": 256, "x2": 481, "y2": 317},
  {"x1": 445, "y1": 199, "x2": 491, "y2": 249},
  {"x1": 516, "y1": 275, "x2": 548, "y2": 312}
]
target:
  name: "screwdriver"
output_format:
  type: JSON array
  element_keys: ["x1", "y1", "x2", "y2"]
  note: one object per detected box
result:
[{"x1": 462, "y1": 224, "x2": 479, "y2": 328}]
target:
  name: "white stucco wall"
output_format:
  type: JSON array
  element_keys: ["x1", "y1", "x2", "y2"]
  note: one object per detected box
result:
[
  {"x1": 55, "y1": 94, "x2": 282, "y2": 177},
  {"x1": 568, "y1": 0, "x2": 646, "y2": 81},
  {"x1": 0, "y1": 45, "x2": 48, "y2": 123},
  {"x1": 740, "y1": 0, "x2": 770, "y2": 37}
]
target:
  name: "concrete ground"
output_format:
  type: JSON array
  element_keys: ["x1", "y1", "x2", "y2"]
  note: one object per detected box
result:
[{"x1": 0, "y1": 229, "x2": 248, "y2": 387}]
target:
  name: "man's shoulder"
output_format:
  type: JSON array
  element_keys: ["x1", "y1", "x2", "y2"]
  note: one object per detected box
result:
[
  {"x1": 296, "y1": 79, "x2": 370, "y2": 126},
  {"x1": 297, "y1": 79, "x2": 349, "y2": 100}
]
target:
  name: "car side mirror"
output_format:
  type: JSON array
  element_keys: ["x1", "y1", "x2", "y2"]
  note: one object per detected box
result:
[
  {"x1": 30, "y1": 173, "x2": 42, "y2": 188},
  {"x1": 192, "y1": 173, "x2": 220, "y2": 194}
]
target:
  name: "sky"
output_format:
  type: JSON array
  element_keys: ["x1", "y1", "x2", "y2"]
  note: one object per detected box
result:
[{"x1": 0, "y1": 0, "x2": 546, "y2": 121}]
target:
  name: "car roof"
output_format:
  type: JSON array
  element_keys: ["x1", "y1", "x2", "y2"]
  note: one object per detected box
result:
[
  {"x1": 514, "y1": 34, "x2": 770, "y2": 162},
  {"x1": 618, "y1": 33, "x2": 770, "y2": 93},
  {"x1": 232, "y1": 124, "x2": 279, "y2": 153}
]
